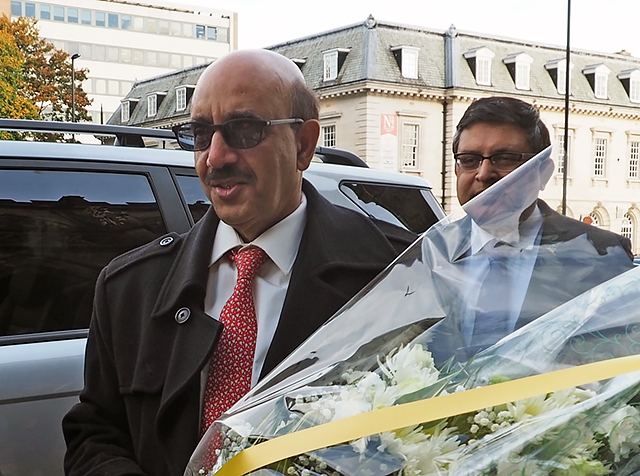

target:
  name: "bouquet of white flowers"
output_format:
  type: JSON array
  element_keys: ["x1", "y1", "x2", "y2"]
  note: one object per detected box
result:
[{"x1": 185, "y1": 149, "x2": 640, "y2": 476}]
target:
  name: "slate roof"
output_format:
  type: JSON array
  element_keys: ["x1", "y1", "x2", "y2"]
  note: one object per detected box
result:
[
  {"x1": 269, "y1": 18, "x2": 446, "y2": 90},
  {"x1": 108, "y1": 63, "x2": 207, "y2": 127},
  {"x1": 109, "y1": 15, "x2": 640, "y2": 126},
  {"x1": 452, "y1": 30, "x2": 640, "y2": 108}
]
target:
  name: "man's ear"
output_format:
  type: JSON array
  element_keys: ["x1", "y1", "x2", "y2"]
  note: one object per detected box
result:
[{"x1": 296, "y1": 119, "x2": 320, "y2": 171}]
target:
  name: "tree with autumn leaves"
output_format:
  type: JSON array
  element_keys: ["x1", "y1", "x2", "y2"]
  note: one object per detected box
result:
[
  {"x1": 0, "y1": 14, "x2": 91, "y2": 122},
  {"x1": 0, "y1": 28, "x2": 38, "y2": 120}
]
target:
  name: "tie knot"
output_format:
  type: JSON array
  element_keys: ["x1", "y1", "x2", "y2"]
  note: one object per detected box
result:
[{"x1": 230, "y1": 247, "x2": 268, "y2": 281}]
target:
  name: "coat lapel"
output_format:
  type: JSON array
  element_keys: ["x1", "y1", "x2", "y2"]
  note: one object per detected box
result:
[
  {"x1": 261, "y1": 182, "x2": 399, "y2": 377},
  {"x1": 517, "y1": 200, "x2": 575, "y2": 327}
]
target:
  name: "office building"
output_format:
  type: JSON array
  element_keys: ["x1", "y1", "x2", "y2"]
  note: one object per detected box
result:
[{"x1": 5, "y1": 0, "x2": 237, "y2": 122}]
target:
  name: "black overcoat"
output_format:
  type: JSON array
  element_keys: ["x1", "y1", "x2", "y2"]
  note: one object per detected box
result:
[{"x1": 62, "y1": 181, "x2": 415, "y2": 476}]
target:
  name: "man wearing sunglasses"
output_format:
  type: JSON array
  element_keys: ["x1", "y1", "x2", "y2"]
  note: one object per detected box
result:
[
  {"x1": 63, "y1": 49, "x2": 415, "y2": 476},
  {"x1": 423, "y1": 96, "x2": 633, "y2": 363}
]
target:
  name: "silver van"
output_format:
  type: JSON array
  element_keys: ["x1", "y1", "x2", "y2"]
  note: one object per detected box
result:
[{"x1": 0, "y1": 120, "x2": 445, "y2": 476}]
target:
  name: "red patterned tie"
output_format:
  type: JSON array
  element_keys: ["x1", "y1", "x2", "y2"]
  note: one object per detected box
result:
[{"x1": 201, "y1": 246, "x2": 268, "y2": 435}]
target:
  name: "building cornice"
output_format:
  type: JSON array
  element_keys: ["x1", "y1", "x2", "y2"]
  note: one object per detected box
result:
[{"x1": 316, "y1": 81, "x2": 446, "y2": 101}]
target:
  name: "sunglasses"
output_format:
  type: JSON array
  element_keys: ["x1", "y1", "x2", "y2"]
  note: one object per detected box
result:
[{"x1": 172, "y1": 118, "x2": 304, "y2": 151}]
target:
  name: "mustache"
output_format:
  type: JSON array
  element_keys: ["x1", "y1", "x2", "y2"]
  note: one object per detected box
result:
[{"x1": 204, "y1": 164, "x2": 255, "y2": 184}]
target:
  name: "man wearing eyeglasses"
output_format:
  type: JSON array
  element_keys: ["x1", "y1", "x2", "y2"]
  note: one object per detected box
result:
[
  {"x1": 63, "y1": 49, "x2": 415, "y2": 476},
  {"x1": 424, "y1": 96, "x2": 633, "y2": 362}
]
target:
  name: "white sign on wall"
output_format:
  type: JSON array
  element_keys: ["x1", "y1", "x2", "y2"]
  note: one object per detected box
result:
[{"x1": 380, "y1": 114, "x2": 398, "y2": 172}]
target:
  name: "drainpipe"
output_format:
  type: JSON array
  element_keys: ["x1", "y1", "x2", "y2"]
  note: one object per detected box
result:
[
  {"x1": 441, "y1": 98, "x2": 448, "y2": 211},
  {"x1": 442, "y1": 24, "x2": 459, "y2": 212}
]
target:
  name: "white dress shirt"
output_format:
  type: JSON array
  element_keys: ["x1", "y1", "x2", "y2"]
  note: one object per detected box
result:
[
  {"x1": 461, "y1": 204, "x2": 543, "y2": 344},
  {"x1": 203, "y1": 193, "x2": 307, "y2": 388}
]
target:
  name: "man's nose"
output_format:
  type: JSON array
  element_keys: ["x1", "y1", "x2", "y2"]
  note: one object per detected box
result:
[
  {"x1": 475, "y1": 157, "x2": 501, "y2": 182},
  {"x1": 205, "y1": 130, "x2": 237, "y2": 168}
]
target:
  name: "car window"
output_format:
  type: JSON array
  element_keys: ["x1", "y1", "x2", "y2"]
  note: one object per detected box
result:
[
  {"x1": 339, "y1": 182, "x2": 440, "y2": 234},
  {"x1": 175, "y1": 173, "x2": 209, "y2": 223},
  {"x1": 0, "y1": 169, "x2": 167, "y2": 337}
]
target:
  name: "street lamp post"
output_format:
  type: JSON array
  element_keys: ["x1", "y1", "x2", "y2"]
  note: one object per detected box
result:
[
  {"x1": 561, "y1": 1, "x2": 571, "y2": 215},
  {"x1": 70, "y1": 53, "x2": 81, "y2": 122}
]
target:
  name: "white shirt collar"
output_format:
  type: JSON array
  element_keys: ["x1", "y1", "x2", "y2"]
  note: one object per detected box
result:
[
  {"x1": 471, "y1": 204, "x2": 543, "y2": 254},
  {"x1": 210, "y1": 193, "x2": 307, "y2": 275}
]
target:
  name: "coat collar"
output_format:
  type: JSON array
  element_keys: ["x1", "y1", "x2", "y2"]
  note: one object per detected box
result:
[
  {"x1": 151, "y1": 180, "x2": 396, "y2": 321},
  {"x1": 150, "y1": 206, "x2": 218, "y2": 320},
  {"x1": 537, "y1": 199, "x2": 575, "y2": 245}
]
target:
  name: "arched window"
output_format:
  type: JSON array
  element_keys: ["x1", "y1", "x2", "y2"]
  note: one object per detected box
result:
[
  {"x1": 589, "y1": 212, "x2": 601, "y2": 227},
  {"x1": 621, "y1": 213, "x2": 634, "y2": 241}
]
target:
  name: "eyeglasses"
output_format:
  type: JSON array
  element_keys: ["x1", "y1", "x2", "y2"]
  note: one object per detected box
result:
[
  {"x1": 454, "y1": 152, "x2": 535, "y2": 172},
  {"x1": 172, "y1": 118, "x2": 304, "y2": 151}
]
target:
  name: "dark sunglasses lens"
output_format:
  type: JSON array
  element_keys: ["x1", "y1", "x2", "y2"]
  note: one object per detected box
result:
[
  {"x1": 192, "y1": 123, "x2": 216, "y2": 151},
  {"x1": 223, "y1": 120, "x2": 264, "y2": 149},
  {"x1": 175, "y1": 125, "x2": 196, "y2": 151}
]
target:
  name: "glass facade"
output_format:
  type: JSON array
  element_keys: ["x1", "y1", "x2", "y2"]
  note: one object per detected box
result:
[{"x1": 11, "y1": 1, "x2": 230, "y2": 44}]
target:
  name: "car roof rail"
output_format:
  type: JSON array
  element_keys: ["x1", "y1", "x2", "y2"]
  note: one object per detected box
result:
[
  {"x1": 314, "y1": 146, "x2": 368, "y2": 168},
  {"x1": 0, "y1": 119, "x2": 175, "y2": 148}
]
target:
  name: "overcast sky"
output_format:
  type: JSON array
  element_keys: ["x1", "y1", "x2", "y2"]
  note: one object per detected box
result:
[{"x1": 173, "y1": 0, "x2": 640, "y2": 58}]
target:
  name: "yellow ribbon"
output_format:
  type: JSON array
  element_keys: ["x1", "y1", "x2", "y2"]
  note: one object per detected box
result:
[{"x1": 215, "y1": 354, "x2": 640, "y2": 476}]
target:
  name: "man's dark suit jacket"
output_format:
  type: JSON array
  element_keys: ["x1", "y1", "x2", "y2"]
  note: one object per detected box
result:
[
  {"x1": 62, "y1": 180, "x2": 415, "y2": 476},
  {"x1": 423, "y1": 199, "x2": 634, "y2": 364}
]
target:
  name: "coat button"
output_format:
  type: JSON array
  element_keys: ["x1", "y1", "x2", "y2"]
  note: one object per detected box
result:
[
  {"x1": 160, "y1": 236, "x2": 174, "y2": 246},
  {"x1": 175, "y1": 307, "x2": 190, "y2": 323}
]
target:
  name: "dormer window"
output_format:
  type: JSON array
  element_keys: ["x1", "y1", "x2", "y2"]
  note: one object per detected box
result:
[
  {"x1": 618, "y1": 69, "x2": 640, "y2": 103},
  {"x1": 463, "y1": 47, "x2": 495, "y2": 86},
  {"x1": 502, "y1": 52, "x2": 533, "y2": 90},
  {"x1": 322, "y1": 48, "x2": 350, "y2": 82},
  {"x1": 121, "y1": 101, "x2": 130, "y2": 123},
  {"x1": 120, "y1": 98, "x2": 139, "y2": 123},
  {"x1": 545, "y1": 59, "x2": 574, "y2": 95},
  {"x1": 146, "y1": 92, "x2": 166, "y2": 118},
  {"x1": 147, "y1": 95, "x2": 157, "y2": 117},
  {"x1": 583, "y1": 64, "x2": 611, "y2": 99},
  {"x1": 391, "y1": 46, "x2": 420, "y2": 79},
  {"x1": 291, "y1": 58, "x2": 307, "y2": 71},
  {"x1": 175, "y1": 85, "x2": 195, "y2": 112}
]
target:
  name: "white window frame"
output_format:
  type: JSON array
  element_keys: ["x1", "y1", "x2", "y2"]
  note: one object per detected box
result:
[
  {"x1": 632, "y1": 78, "x2": 640, "y2": 103},
  {"x1": 147, "y1": 94, "x2": 157, "y2": 117},
  {"x1": 621, "y1": 214, "x2": 634, "y2": 241},
  {"x1": 515, "y1": 62, "x2": 530, "y2": 90},
  {"x1": 555, "y1": 132, "x2": 572, "y2": 176},
  {"x1": 618, "y1": 69, "x2": 640, "y2": 103},
  {"x1": 476, "y1": 57, "x2": 491, "y2": 86},
  {"x1": 391, "y1": 46, "x2": 420, "y2": 79},
  {"x1": 583, "y1": 64, "x2": 610, "y2": 100},
  {"x1": 593, "y1": 137, "x2": 607, "y2": 177},
  {"x1": 589, "y1": 212, "x2": 601, "y2": 227},
  {"x1": 402, "y1": 47, "x2": 419, "y2": 79},
  {"x1": 545, "y1": 59, "x2": 574, "y2": 95},
  {"x1": 321, "y1": 124, "x2": 336, "y2": 148},
  {"x1": 120, "y1": 101, "x2": 130, "y2": 122},
  {"x1": 176, "y1": 87, "x2": 187, "y2": 112},
  {"x1": 595, "y1": 71, "x2": 608, "y2": 99},
  {"x1": 401, "y1": 123, "x2": 420, "y2": 170},
  {"x1": 464, "y1": 47, "x2": 495, "y2": 86},
  {"x1": 503, "y1": 53, "x2": 533, "y2": 91},
  {"x1": 323, "y1": 50, "x2": 338, "y2": 81},
  {"x1": 630, "y1": 139, "x2": 640, "y2": 179}
]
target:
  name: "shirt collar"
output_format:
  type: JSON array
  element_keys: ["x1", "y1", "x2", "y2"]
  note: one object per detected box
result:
[
  {"x1": 210, "y1": 192, "x2": 307, "y2": 275},
  {"x1": 471, "y1": 204, "x2": 543, "y2": 253}
]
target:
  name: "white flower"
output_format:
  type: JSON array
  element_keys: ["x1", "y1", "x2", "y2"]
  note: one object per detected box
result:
[
  {"x1": 378, "y1": 345, "x2": 441, "y2": 397},
  {"x1": 599, "y1": 405, "x2": 640, "y2": 462}
]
